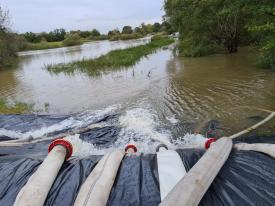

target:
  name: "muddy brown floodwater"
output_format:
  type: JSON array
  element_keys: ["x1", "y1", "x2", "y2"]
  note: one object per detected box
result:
[{"x1": 0, "y1": 38, "x2": 275, "y2": 136}]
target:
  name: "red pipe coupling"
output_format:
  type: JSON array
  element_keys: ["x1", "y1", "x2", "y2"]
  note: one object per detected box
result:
[{"x1": 48, "y1": 139, "x2": 73, "y2": 160}]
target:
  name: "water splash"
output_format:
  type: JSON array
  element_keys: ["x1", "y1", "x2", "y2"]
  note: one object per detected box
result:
[
  {"x1": 0, "y1": 105, "x2": 118, "y2": 140},
  {"x1": 173, "y1": 133, "x2": 208, "y2": 149},
  {"x1": 0, "y1": 105, "x2": 210, "y2": 156}
]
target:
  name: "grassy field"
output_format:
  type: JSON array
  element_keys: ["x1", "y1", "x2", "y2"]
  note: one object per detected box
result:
[
  {"x1": 46, "y1": 35, "x2": 175, "y2": 75},
  {"x1": 24, "y1": 41, "x2": 64, "y2": 51},
  {"x1": 23, "y1": 38, "x2": 92, "y2": 51},
  {"x1": 0, "y1": 99, "x2": 32, "y2": 114}
]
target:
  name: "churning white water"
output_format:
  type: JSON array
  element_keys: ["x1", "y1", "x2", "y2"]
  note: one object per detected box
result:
[{"x1": 0, "y1": 105, "x2": 209, "y2": 156}]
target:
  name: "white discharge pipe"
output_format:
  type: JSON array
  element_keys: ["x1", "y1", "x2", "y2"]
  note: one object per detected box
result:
[
  {"x1": 235, "y1": 143, "x2": 275, "y2": 159},
  {"x1": 75, "y1": 144, "x2": 137, "y2": 206},
  {"x1": 157, "y1": 147, "x2": 187, "y2": 201},
  {"x1": 160, "y1": 137, "x2": 232, "y2": 206},
  {"x1": 14, "y1": 139, "x2": 73, "y2": 206}
]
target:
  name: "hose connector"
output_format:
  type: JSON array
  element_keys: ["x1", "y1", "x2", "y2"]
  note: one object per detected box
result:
[
  {"x1": 125, "y1": 144, "x2": 137, "y2": 154},
  {"x1": 48, "y1": 139, "x2": 73, "y2": 160},
  {"x1": 204, "y1": 138, "x2": 216, "y2": 149}
]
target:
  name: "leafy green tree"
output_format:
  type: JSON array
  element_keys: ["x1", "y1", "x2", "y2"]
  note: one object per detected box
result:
[
  {"x1": 164, "y1": 0, "x2": 246, "y2": 54},
  {"x1": 134, "y1": 27, "x2": 143, "y2": 34},
  {"x1": 0, "y1": 5, "x2": 9, "y2": 32},
  {"x1": 24, "y1": 32, "x2": 41, "y2": 43},
  {"x1": 245, "y1": 1, "x2": 274, "y2": 69},
  {"x1": 164, "y1": 0, "x2": 274, "y2": 68},
  {"x1": 0, "y1": 5, "x2": 18, "y2": 67},
  {"x1": 160, "y1": 21, "x2": 174, "y2": 34},
  {"x1": 79, "y1": 30, "x2": 91, "y2": 38},
  {"x1": 122, "y1": 26, "x2": 133, "y2": 34},
  {"x1": 46, "y1": 28, "x2": 66, "y2": 42},
  {"x1": 152, "y1": 22, "x2": 161, "y2": 33},
  {"x1": 140, "y1": 23, "x2": 148, "y2": 34},
  {"x1": 91, "y1": 29, "x2": 100, "y2": 37},
  {"x1": 108, "y1": 29, "x2": 120, "y2": 36}
]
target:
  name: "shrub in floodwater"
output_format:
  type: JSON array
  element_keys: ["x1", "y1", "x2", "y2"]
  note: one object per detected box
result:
[
  {"x1": 258, "y1": 38, "x2": 275, "y2": 69},
  {"x1": 0, "y1": 99, "x2": 33, "y2": 114}
]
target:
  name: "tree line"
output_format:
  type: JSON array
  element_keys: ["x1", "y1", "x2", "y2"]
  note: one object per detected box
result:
[
  {"x1": 0, "y1": 4, "x2": 173, "y2": 68},
  {"x1": 164, "y1": 0, "x2": 274, "y2": 69},
  {"x1": 23, "y1": 22, "x2": 173, "y2": 43}
]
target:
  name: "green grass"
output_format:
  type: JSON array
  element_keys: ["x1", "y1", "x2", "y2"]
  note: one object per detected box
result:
[
  {"x1": 0, "y1": 99, "x2": 33, "y2": 114},
  {"x1": 23, "y1": 38, "x2": 91, "y2": 51},
  {"x1": 24, "y1": 41, "x2": 64, "y2": 51},
  {"x1": 46, "y1": 35, "x2": 175, "y2": 75}
]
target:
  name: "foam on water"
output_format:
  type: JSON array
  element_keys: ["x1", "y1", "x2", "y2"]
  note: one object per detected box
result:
[
  {"x1": 0, "y1": 105, "x2": 118, "y2": 140},
  {"x1": 172, "y1": 133, "x2": 208, "y2": 149},
  {"x1": 65, "y1": 107, "x2": 208, "y2": 156},
  {"x1": 64, "y1": 134, "x2": 111, "y2": 156},
  {"x1": 166, "y1": 115, "x2": 179, "y2": 124},
  {"x1": 63, "y1": 108, "x2": 174, "y2": 156},
  {"x1": 1, "y1": 105, "x2": 209, "y2": 156}
]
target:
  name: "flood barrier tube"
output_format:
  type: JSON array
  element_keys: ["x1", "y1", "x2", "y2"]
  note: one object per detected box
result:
[
  {"x1": 235, "y1": 143, "x2": 275, "y2": 159},
  {"x1": 157, "y1": 147, "x2": 187, "y2": 201},
  {"x1": 14, "y1": 139, "x2": 73, "y2": 206},
  {"x1": 74, "y1": 150, "x2": 124, "y2": 206},
  {"x1": 160, "y1": 137, "x2": 233, "y2": 206}
]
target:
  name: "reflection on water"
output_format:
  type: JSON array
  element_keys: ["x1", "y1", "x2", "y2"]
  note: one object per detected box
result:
[{"x1": 0, "y1": 38, "x2": 275, "y2": 136}]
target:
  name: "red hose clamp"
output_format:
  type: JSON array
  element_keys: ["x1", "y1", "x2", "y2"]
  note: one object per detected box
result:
[
  {"x1": 125, "y1": 144, "x2": 137, "y2": 153},
  {"x1": 48, "y1": 139, "x2": 73, "y2": 160},
  {"x1": 205, "y1": 138, "x2": 216, "y2": 149}
]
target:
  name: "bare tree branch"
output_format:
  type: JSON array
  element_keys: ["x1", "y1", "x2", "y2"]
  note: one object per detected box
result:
[{"x1": 0, "y1": 4, "x2": 10, "y2": 32}]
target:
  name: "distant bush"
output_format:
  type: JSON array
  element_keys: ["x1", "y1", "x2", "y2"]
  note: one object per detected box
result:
[
  {"x1": 120, "y1": 33, "x2": 143, "y2": 40},
  {"x1": 63, "y1": 33, "x2": 81, "y2": 46},
  {"x1": 109, "y1": 33, "x2": 143, "y2": 41},
  {"x1": 91, "y1": 29, "x2": 101, "y2": 37},
  {"x1": 46, "y1": 28, "x2": 66, "y2": 42},
  {"x1": 24, "y1": 32, "x2": 41, "y2": 43},
  {"x1": 109, "y1": 34, "x2": 121, "y2": 41},
  {"x1": 152, "y1": 22, "x2": 161, "y2": 33},
  {"x1": 89, "y1": 35, "x2": 108, "y2": 41},
  {"x1": 108, "y1": 29, "x2": 120, "y2": 37},
  {"x1": 122, "y1": 26, "x2": 133, "y2": 34}
]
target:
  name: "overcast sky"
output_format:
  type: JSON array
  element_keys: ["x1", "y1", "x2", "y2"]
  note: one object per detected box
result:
[{"x1": 1, "y1": 0, "x2": 164, "y2": 34}]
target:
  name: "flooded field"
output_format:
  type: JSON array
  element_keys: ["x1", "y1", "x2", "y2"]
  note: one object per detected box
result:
[{"x1": 0, "y1": 38, "x2": 275, "y2": 140}]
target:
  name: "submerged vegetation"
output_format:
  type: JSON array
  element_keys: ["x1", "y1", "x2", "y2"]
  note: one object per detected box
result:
[
  {"x1": 164, "y1": 0, "x2": 275, "y2": 69},
  {"x1": 46, "y1": 35, "x2": 175, "y2": 75},
  {"x1": 0, "y1": 99, "x2": 32, "y2": 114}
]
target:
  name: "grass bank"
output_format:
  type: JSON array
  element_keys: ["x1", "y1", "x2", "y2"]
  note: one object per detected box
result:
[
  {"x1": 0, "y1": 99, "x2": 33, "y2": 114},
  {"x1": 46, "y1": 35, "x2": 175, "y2": 75},
  {"x1": 24, "y1": 41, "x2": 64, "y2": 51},
  {"x1": 22, "y1": 38, "x2": 91, "y2": 51}
]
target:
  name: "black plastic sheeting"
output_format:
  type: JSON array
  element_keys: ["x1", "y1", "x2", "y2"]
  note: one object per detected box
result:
[
  {"x1": 0, "y1": 114, "x2": 275, "y2": 205},
  {"x1": 1, "y1": 147, "x2": 275, "y2": 205},
  {"x1": 79, "y1": 126, "x2": 120, "y2": 148}
]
